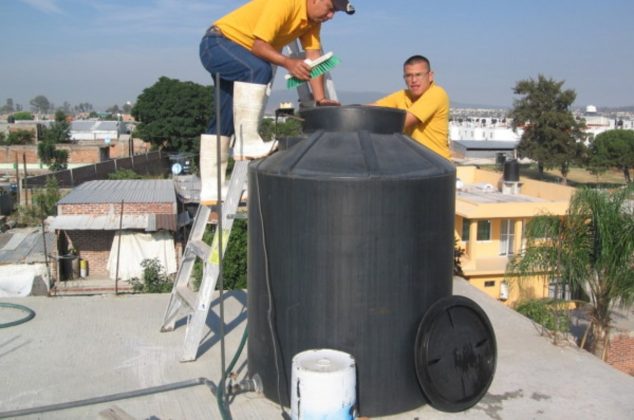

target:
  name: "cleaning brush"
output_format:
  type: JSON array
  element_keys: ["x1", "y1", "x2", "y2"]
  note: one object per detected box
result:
[{"x1": 285, "y1": 52, "x2": 341, "y2": 89}]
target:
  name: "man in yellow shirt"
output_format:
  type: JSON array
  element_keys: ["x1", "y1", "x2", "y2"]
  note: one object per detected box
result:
[
  {"x1": 198, "y1": 0, "x2": 355, "y2": 204},
  {"x1": 374, "y1": 55, "x2": 451, "y2": 159}
]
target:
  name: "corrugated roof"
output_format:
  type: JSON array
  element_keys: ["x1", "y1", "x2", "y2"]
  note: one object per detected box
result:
[
  {"x1": 70, "y1": 121, "x2": 121, "y2": 132},
  {"x1": 46, "y1": 213, "x2": 176, "y2": 232},
  {"x1": 58, "y1": 180, "x2": 176, "y2": 204},
  {"x1": 453, "y1": 140, "x2": 519, "y2": 150},
  {"x1": 0, "y1": 227, "x2": 55, "y2": 264}
]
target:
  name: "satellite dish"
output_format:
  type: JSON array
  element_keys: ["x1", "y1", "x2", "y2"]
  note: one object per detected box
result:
[{"x1": 171, "y1": 163, "x2": 183, "y2": 175}]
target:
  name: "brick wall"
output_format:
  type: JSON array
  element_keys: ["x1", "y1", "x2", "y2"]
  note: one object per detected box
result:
[
  {"x1": 0, "y1": 140, "x2": 150, "y2": 165},
  {"x1": 59, "y1": 202, "x2": 175, "y2": 216},
  {"x1": 607, "y1": 333, "x2": 634, "y2": 376},
  {"x1": 66, "y1": 230, "x2": 116, "y2": 277},
  {"x1": 1, "y1": 146, "x2": 40, "y2": 165}
]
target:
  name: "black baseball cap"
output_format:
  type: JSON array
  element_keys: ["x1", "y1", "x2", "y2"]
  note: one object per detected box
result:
[{"x1": 333, "y1": 0, "x2": 355, "y2": 15}]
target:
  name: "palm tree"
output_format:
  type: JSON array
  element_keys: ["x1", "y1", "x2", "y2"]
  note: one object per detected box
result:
[{"x1": 509, "y1": 185, "x2": 634, "y2": 359}]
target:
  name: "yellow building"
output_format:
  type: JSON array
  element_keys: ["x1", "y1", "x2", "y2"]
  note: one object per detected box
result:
[{"x1": 455, "y1": 166, "x2": 575, "y2": 306}]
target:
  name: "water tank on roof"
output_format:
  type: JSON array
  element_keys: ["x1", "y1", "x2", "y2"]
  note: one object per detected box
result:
[
  {"x1": 247, "y1": 106, "x2": 495, "y2": 416},
  {"x1": 503, "y1": 159, "x2": 520, "y2": 182}
]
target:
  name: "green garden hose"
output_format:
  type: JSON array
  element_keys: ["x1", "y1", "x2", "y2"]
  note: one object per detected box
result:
[{"x1": 0, "y1": 302, "x2": 36, "y2": 328}]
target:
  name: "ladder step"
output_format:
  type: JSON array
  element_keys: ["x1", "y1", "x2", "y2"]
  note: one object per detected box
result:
[
  {"x1": 175, "y1": 285, "x2": 198, "y2": 310},
  {"x1": 188, "y1": 239, "x2": 210, "y2": 260}
]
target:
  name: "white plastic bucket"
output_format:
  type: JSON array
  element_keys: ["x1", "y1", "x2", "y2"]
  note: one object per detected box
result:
[{"x1": 291, "y1": 349, "x2": 356, "y2": 420}]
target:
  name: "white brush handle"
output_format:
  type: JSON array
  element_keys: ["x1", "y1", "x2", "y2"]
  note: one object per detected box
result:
[{"x1": 285, "y1": 52, "x2": 334, "y2": 80}]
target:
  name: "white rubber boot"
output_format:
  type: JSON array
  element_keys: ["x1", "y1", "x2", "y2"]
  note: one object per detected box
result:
[
  {"x1": 199, "y1": 134, "x2": 229, "y2": 205},
  {"x1": 232, "y1": 81, "x2": 272, "y2": 160}
]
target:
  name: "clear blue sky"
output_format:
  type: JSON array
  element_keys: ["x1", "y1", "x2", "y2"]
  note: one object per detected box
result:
[{"x1": 1, "y1": 0, "x2": 633, "y2": 111}]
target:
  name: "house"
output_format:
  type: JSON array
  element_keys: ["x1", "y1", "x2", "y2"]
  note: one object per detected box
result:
[
  {"x1": 70, "y1": 120, "x2": 128, "y2": 142},
  {"x1": 46, "y1": 180, "x2": 180, "y2": 282},
  {"x1": 452, "y1": 139, "x2": 519, "y2": 161},
  {"x1": 454, "y1": 164, "x2": 575, "y2": 305}
]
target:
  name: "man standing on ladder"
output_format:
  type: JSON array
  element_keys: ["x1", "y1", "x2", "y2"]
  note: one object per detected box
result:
[{"x1": 198, "y1": 0, "x2": 355, "y2": 204}]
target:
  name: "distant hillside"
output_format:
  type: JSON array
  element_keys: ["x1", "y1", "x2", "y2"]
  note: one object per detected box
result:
[{"x1": 598, "y1": 105, "x2": 634, "y2": 113}]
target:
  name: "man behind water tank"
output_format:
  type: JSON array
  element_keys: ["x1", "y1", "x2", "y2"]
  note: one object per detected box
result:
[{"x1": 373, "y1": 55, "x2": 451, "y2": 159}]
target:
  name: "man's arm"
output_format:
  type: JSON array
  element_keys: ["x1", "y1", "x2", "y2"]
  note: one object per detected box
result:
[
  {"x1": 252, "y1": 38, "x2": 311, "y2": 79},
  {"x1": 305, "y1": 49, "x2": 339, "y2": 106},
  {"x1": 404, "y1": 111, "x2": 420, "y2": 131}
]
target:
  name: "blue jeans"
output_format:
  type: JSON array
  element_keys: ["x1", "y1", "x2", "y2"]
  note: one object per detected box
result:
[{"x1": 199, "y1": 30, "x2": 273, "y2": 136}]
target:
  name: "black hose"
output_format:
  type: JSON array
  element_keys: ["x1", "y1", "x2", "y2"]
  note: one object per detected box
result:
[
  {"x1": 0, "y1": 377, "x2": 217, "y2": 419},
  {"x1": 0, "y1": 302, "x2": 36, "y2": 328},
  {"x1": 217, "y1": 327, "x2": 249, "y2": 420}
]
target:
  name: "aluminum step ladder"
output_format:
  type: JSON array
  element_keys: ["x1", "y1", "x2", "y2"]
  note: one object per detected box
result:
[
  {"x1": 161, "y1": 39, "x2": 338, "y2": 362},
  {"x1": 160, "y1": 159, "x2": 248, "y2": 362}
]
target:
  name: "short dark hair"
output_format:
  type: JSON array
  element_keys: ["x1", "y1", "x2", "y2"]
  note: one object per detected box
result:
[{"x1": 404, "y1": 55, "x2": 430, "y2": 69}]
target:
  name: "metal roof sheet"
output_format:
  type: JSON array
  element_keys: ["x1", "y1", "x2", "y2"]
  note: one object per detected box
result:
[
  {"x1": 58, "y1": 180, "x2": 176, "y2": 205},
  {"x1": 0, "y1": 227, "x2": 55, "y2": 264},
  {"x1": 453, "y1": 140, "x2": 519, "y2": 150}
]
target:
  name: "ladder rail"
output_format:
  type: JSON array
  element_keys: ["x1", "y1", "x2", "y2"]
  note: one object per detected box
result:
[
  {"x1": 162, "y1": 39, "x2": 339, "y2": 362},
  {"x1": 161, "y1": 160, "x2": 249, "y2": 361}
]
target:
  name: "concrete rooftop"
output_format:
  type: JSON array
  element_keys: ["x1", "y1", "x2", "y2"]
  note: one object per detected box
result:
[{"x1": 1, "y1": 278, "x2": 633, "y2": 419}]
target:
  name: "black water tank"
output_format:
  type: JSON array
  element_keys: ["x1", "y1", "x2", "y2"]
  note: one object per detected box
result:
[
  {"x1": 247, "y1": 106, "x2": 456, "y2": 417},
  {"x1": 503, "y1": 159, "x2": 520, "y2": 182}
]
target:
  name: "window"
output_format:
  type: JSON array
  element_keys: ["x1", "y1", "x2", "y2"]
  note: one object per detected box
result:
[
  {"x1": 484, "y1": 281, "x2": 496, "y2": 288},
  {"x1": 500, "y1": 219, "x2": 515, "y2": 256},
  {"x1": 461, "y1": 218, "x2": 470, "y2": 241},
  {"x1": 548, "y1": 280, "x2": 571, "y2": 300},
  {"x1": 477, "y1": 220, "x2": 491, "y2": 241}
]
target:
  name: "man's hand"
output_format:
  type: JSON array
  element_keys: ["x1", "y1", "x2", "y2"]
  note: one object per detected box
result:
[
  {"x1": 316, "y1": 98, "x2": 340, "y2": 106},
  {"x1": 285, "y1": 57, "x2": 312, "y2": 80}
]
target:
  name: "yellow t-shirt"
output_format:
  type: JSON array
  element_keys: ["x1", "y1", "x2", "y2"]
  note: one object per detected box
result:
[
  {"x1": 375, "y1": 84, "x2": 450, "y2": 159},
  {"x1": 214, "y1": 0, "x2": 321, "y2": 52}
]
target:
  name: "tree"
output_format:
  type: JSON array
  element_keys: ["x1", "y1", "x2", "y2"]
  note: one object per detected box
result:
[
  {"x1": 17, "y1": 177, "x2": 61, "y2": 225},
  {"x1": 132, "y1": 77, "x2": 212, "y2": 152},
  {"x1": 259, "y1": 117, "x2": 302, "y2": 141},
  {"x1": 38, "y1": 111, "x2": 70, "y2": 170},
  {"x1": 74, "y1": 102, "x2": 94, "y2": 113},
  {"x1": 508, "y1": 186, "x2": 634, "y2": 359},
  {"x1": 4, "y1": 129, "x2": 35, "y2": 145},
  {"x1": 30, "y1": 95, "x2": 52, "y2": 115},
  {"x1": 508, "y1": 75, "x2": 587, "y2": 184},
  {"x1": 12, "y1": 111, "x2": 34, "y2": 120},
  {"x1": 587, "y1": 129, "x2": 634, "y2": 183},
  {"x1": 1, "y1": 98, "x2": 15, "y2": 114},
  {"x1": 106, "y1": 104, "x2": 121, "y2": 115}
]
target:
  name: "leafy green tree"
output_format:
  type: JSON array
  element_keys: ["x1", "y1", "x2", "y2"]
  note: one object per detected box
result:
[
  {"x1": 17, "y1": 177, "x2": 61, "y2": 225},
  {"x1": 508, "y1": 186, "x2": 634, "y2": 359},
  {"x1": 12, "y1": 111, "x2": 34, "y2": 120},
  {"x1": 192, "y1": 220, "x2": 248, "y2": 291},
  {"x1": 132, "y1": 76, "x2": 212, "y2": 153},
  {"x1": 4, "y1": 129, "x2": 35, "y2": 145},
  {"x1": 30, "y1": 95, "x2": 52, "y2": 114},
  {"x1": 509, "y1": 75, "x2": 587, "y2": 184},
  {"x1": 587, "y1": 129, "x2": 634, "y2": 183},
  {"x1": 38, "y1": 111, "x2": 70, "y2": 171},
  {"x1": 259, "y1": 117, "x2": 303, "y2": 141}
]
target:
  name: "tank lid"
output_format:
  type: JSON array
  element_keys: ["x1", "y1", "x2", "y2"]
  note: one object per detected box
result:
[
  {"x1": 300, "y1": 105, "x2": 405, "y2": 134},
  {"x1": 414, "y1": 295, "x2": 497, "y2": 412}
]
